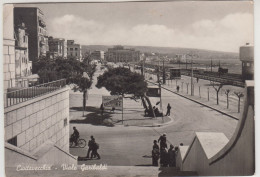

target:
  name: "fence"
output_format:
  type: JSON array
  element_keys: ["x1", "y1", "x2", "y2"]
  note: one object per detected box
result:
[{"x1": 4, "y1": 79, "x2": 66, "y2": 108}]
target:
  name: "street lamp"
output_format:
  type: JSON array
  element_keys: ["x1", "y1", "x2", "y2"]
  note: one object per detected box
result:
[{"x1": 158, "y1": 81, "x2": 164, "y2": 123}]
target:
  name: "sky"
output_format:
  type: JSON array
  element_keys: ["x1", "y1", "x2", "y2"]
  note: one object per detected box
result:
[{"x1": 14, "y1": 1, "x2": 254, "y2": 53}]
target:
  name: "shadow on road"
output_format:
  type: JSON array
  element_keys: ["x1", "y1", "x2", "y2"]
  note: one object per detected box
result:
[{"x1": 70, "y1": 106, "x2": 114, "y2": 127}]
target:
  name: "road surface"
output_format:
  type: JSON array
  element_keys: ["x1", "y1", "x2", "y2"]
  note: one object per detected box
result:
[{"x1": 69, "y1": 64, "x2": 238, "y2": 166}]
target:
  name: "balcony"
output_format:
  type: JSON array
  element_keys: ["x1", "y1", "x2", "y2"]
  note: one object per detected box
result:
[{"x1": 39, "y1": 19, "x2": 46, "y2": 28}]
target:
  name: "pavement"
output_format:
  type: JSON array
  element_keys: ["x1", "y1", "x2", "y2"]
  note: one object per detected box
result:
[
  {"x1": 143, "y1": 71, "x2": 244, "y2": 119},
  {"x1": 68, "y1": 64, "x2": 238, "y2": 167}
]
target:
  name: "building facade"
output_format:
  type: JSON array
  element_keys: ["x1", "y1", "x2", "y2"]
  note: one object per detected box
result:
[
  {"x1": 90, "y1": 50, "x2": 104, "y2": 61},
  {"x1": 240, "y1": 43, "x2": 254, "y2": 82},
  {"x1": 48, "y1": 37, "x2": 67, "y2": 59},
  {"x1": 14, "y1": 7, "x2": 49, "y2": 62},
  {"x1": 105, "y1": 45, "x2": 140, "y2": 63},
  {"x1": 67, "y1": 40, "x2": 82, "y2": 61},
  {"x1": 14, "y1": 22, "x2": 32, "y2": 87},
  {"x1": 3, "y1": 4, "x2": 16, "y2": 93}
]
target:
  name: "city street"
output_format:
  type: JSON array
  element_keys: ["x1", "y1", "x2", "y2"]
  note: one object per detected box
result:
[{"x1": 69, "y1": 64, "x2": 238, "y2": 166}]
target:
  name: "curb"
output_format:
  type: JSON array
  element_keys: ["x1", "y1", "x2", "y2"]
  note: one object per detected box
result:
[
  {"x1": 135, "y1": 115, "x2": 174, "y2": 127},
  {"x1": 147, "y1": 81, "x2": 239, "y2": 121}
]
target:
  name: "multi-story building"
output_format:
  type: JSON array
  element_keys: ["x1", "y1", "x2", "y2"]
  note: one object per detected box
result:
[
  {"x1": 48, "y1": 37, "x2": 67, "y2": 59},
  {"x1": 4, "y1": 5, "x2": 77, "y2": 168},
  {"x1": 105, "y1": 45, "x2": 140, "y2": 63},
  {"x1": 3, "y1": 4, "x2": 16, "y2": 93},
  {"x1": 14, "y1": 22, "x2": 32, "y2": 87},
  {"x1": 67, "y1": 40, "x2": 82, "y2": 61},
  {"x1": 90, "y1": 50, "x2": 104, "y2": 61},
  {"x1": 14, "y1": 7, "x2": 49, "y2": 62}
]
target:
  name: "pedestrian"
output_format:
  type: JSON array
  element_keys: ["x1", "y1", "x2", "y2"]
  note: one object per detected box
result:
[
  {"x1": 100, "y1": 103, "x2": 104, "y2": 116},
  {"x1": 153, "y1": 140, "x2": 159, "y2": 150},
  {"x1": 144, "y1": 108, "x2": 149, "y2": 116},
  {"x1": 152, "y1": 146, "x2": 160, "y2": 166},
  {"x1": 91, "y1": 138, "x2": 101, "y2": 159},
  {"x1": 86, "y1": 135, "x2": 95, "y2": 158},
  {"x1": 160, "y1": 147, "x2": 169, "y2": 167},
  {"x1": 175, "y1": 146, "x2": 179, "y2": 161},
  {"x1": 158, "y1": 133, "x2": 167, "y2": 150},
  {"x1": 165, "y1": 103, "x2": 171, "y2": 116},
  {"x1": 168, "y1": 144, "x2": 176, "y2": 167},
  {"x1": 177, "y1": 85, "x2": 180, "y2": 92}
]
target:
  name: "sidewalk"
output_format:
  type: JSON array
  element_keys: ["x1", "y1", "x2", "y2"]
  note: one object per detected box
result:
[
  {"x1": 146, "y1": 78, "x2": 241, "y2": 120},
  {"x1": 69, "y1": 91, "x2": 171, "y2": 127}
]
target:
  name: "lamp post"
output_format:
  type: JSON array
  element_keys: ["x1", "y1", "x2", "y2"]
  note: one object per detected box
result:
[{"x1": 158, "y1": 81, "x2": 164, "y2": 123}]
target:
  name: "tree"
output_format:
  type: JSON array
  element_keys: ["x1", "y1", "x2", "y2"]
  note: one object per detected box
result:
[
  {"x1": 234, "y1": 92, "x2": 244, "y2": 113},
  {"x1": 33, "y1": 56, "x2": 96, "y2": 110},
  {"x1": 225, "y1": 89, "x2": 231, "y2": 109},
  {"x1": 211, "y1": 81, "x2": 223, "y2": 105},
  {"x1": 96, "y1": 67, "x2": 155, "y2": 118}
]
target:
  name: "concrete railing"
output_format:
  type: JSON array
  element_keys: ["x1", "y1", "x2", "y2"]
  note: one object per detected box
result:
[
  {"x1": 5, "y1": 79, "x2": 66, "y2": 108},
  {"x1": 177, "y1": 80, "x2": 254, "y2": 176}
]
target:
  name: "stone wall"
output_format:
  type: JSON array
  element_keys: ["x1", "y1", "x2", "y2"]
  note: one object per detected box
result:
[
  {"x1": 4, "y1": 87, "x2": 70, "y2": 153},
  {"x1": 3, "y1": 4, "x2": 16, "y2": 93},
  {"x1": 179, "y1": 81, "x2": 254, "y2": 176}
]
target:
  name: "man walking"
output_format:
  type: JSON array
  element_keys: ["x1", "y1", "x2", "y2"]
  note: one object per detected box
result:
[
  {"x1": 91, "y1": 138, "x2": 101, "y2": 159},
  {"x1": 165, "y1": 103, "x2": 171, "y2": 116},
  {"x1": 86, "y1": 136, "x2": 95, "y2": 158}
]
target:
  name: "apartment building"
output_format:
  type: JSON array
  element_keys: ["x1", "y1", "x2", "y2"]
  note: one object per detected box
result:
[
  {"x1": 67, "y1": 40, "x2": 82, "y2": 61},
  {"x1": 14, "y1": 22, "x2": 33, "y2": 87},
  {"x1": 14, "y1": 7, "x2": 49, "y2": 62},
  {"x1": 90, "y1": 50, "x2": 104, "y2": 61},
  {"x1": 48, "y1": 37, "x2": 67, "y2": 59}
]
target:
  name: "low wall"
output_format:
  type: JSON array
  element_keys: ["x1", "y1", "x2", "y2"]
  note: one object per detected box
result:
[
  {"x1": 179, "y1": 81, "x2": 254, "y2": 176},
  {"x1": 5, "y1": 141, "x2": 77, "y2": 167},
  {"x1": 4, "y1": 87, "x2": 70, "y2": 153}
]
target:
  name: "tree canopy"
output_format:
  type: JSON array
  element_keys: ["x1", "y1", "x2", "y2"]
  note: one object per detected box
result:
[
  {"x1": 33, "y1": 56, "x2": 96, "y2": 86},
  {"x1": 96, "y1": 67, "x2": 147, "y2": 98}
]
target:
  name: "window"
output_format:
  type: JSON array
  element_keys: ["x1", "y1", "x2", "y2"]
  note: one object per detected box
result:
[
  {"x1": 23, "y1": 36, "x2": 26, "y2": 43},
  {"x1": 76, "y1": 53, "x2": 77, "y2": 56},
  {"x1": 8, "y1": 136, "x2": 17, "y2": 146},
  {"x1": 70, "y1": 48, "x2": 73, "y2": 51},
  {"x1": 75, "y1": 48, "x2": 78, "y2": 51}
]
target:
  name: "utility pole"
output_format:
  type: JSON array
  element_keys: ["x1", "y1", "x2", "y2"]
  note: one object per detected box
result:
[
  {"x1": 191, "y1": 59, "x2": 194, "y2": 96},
  {"x1": 159, "y1": 81, "x2": 164, "y2": 123},
  {"x1": 211, "y1": 59, "x2": 213, "y2": 72},
  {"x1": 162, "y1": 57, "x2": 166, "y2": 84}
]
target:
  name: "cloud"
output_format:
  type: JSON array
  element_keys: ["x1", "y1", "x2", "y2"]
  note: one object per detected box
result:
[{"x1": 48, "y1": 13, "x2": 253, "y2": 52}]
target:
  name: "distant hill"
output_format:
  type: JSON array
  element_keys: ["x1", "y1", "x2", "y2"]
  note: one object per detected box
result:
[{"x1": 81, "y1": 45, "x2": 239, "y2": 60}]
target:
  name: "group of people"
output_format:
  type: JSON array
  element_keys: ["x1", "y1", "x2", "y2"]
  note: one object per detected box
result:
[
  {"x1": 70, "y1": 127, "x2": 101, "y2": 160},
  {"x1": 86, "y1": 135, "x2": 101, "y2": 159},
  {"x1": 152, "y1": 133, "x2": 181, "y2": 167},
  {"x1": 144, "y1": 103, "x2": 172, "y2": 117}
]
